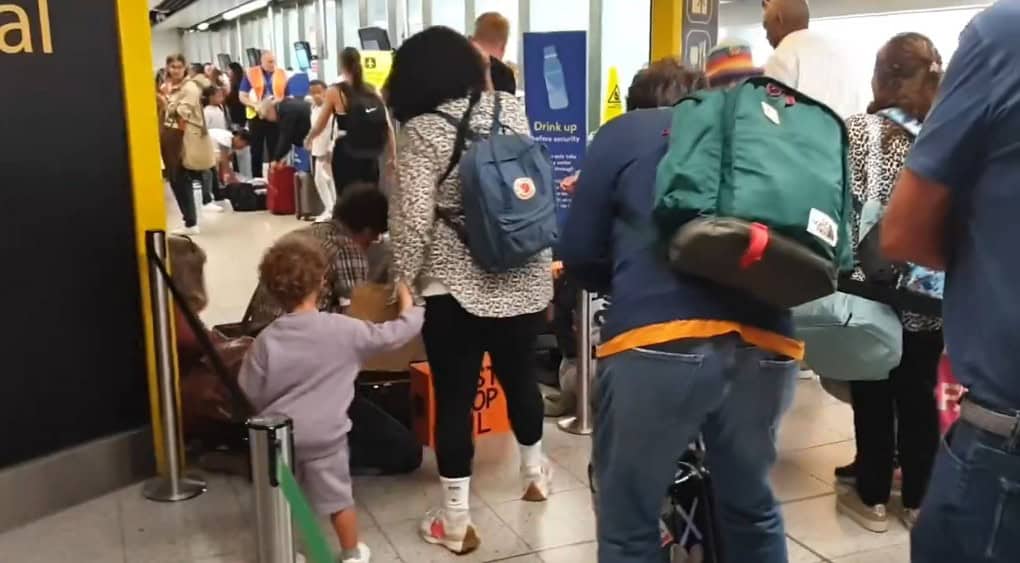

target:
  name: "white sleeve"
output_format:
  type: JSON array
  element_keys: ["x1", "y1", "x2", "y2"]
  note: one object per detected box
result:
[{"x1": 764, "y1": 46, "x2": 798, "y2": 89}]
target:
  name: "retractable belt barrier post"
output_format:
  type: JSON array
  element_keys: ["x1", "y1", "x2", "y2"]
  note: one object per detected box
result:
[
  {"x1": 142, "y1": 230, "x2": 207, "y2": 502},
  {"x1": 248, "y1": 416, "x2": 297, "y2": 563},
  {"x1": 559, "y1": 290, "x2": 595, "y2": 435},
  {"x1": 248, "y1": 415, "x2": 335, "y2": 563}
]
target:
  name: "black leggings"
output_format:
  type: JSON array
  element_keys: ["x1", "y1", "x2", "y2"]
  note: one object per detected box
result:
[
  {"x1": 248, "y1": 117, "x2": 278, "y2": 178},
  {"x1": 331, "y1": 145, "x2": 379, "y2": 195},
  {"x1": 851, "y1": 329, "x2": 944, "y2": 508},
  {"x1": 423, "y1": 295, "x2": 545, "y2": 478}
]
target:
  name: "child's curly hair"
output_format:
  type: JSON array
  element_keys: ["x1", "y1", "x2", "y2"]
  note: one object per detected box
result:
[{"x1": 259, "y1": 233, "x2": 327, "y2": 312}]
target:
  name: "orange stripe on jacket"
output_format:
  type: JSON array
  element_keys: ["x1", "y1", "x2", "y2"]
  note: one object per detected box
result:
[{"x1": 597, "y1": 319, "x2": 805, "y2": 361}]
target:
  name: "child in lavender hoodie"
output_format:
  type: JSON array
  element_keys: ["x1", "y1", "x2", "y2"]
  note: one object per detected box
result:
[{"x1": 240, "y1": 233, "x2": 424, "y2": 563}]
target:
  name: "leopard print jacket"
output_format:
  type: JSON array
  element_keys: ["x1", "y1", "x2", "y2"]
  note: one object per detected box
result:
[
  {"x1": 846, "y1": 113, "x2": 941, "y2": 332},
  {"x1": 390, "y1": 92, "x2": 553, "y2": 318}
]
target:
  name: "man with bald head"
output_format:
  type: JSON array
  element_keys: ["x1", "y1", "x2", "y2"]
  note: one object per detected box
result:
[
  {"x1": 762, "y1": 0, "x2": 859, "y2": 117},
  {"x1": 239, "y1": 51, "x2": 292, "y2": 177}
]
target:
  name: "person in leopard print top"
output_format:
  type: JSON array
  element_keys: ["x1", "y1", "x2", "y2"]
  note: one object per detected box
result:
[
  {"x1": 837, "y1": 32, "x2": 944, "y2": 534},
  {"x1": 386, "y1": 26, "x2": 553, "y2": 556}
]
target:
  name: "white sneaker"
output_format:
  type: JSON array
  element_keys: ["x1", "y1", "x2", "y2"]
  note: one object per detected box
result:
[
  {"x1": 172, "y1": 225, "x2": 200, "y2": 236},
  {"x1": 314, "y1": 211, "x2": 333, "y2": 223},
  {"x1": 521, "y1": 460, "x2": 553, "y2": 502},
  {"x1": 340, "y1": 542, "x2": 372, "y2": 563},
  {"x1": 420, "y1": 508, "x2": 480, "y2": 555},
  {"x1": 202, "y1": 202, "x2": 224, "y2": 213}
]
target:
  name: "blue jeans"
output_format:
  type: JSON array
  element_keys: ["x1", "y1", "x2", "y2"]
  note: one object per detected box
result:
[
  {"x1": 592, "y1": 334, "x2": 797, "y2": 563},
  {"x1": 912, "y1": 418, "x2": 1020, "y2": 562}
]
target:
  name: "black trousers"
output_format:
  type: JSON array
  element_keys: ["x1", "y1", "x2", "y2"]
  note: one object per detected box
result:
[
  {"x1": 248, "y1": 117, "x2": 278, "y2": 178},
  {"x1": 348, "y1": 394, "x2": 422, "y2": 475},
  {"x1": 169, "y1": 166, "x2": 200, "y2": 227},
  {"x1": 851, "y1": 329, "x2": 944, "y2": 508},
  {"x1": 423, "y1": 295, "x2": 545, "y2": 478}
]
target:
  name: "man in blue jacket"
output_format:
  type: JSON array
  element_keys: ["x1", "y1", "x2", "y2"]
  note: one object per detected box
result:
[{"x1": 559, "y1": 54, "x2": 800, "y2": 563}]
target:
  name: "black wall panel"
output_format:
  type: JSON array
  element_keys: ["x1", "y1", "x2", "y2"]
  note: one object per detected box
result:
[{"x1": 0, "y1": 0, "x2": 149, "y2": 468}]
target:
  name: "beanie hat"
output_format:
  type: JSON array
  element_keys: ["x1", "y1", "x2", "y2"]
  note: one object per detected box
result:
[{"x1": 705, "y1": 39, "x2": 763, "y2": 86}]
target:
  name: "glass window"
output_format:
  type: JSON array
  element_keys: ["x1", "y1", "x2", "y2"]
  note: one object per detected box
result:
[
  {"x1": 341, "y1": 0, "x2": 361, "y2": 48},
  {"x1": 367, "y1": 0, "x2": 388, "y2": 28},
  {"x1": 529, "y1": 0, "x2": 587, "y2": 32},
  {"x1": 287, "y1": 7, "x2": 301, "y2": 69},
  {"x1": 432, "y1": 0, "x2": 466, "y2": 33},
  {"x1": 475, "y1": 0, "x2": 519, "y2": 63},
  {"x1": 601, "y1": 0, "x2": 651, "y2": 112},
  {"x1": 406, "y1": 0, "x2": 424, "y2": 37}
]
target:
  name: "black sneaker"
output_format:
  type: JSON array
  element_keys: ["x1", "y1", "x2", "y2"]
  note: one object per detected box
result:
[{"x1": 835, "y1": 461, "x2": 857, "y2": 485}]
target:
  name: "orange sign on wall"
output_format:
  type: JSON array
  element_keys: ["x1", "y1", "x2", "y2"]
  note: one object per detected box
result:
[{"x1": 410, "y1": 354, "x2": 512, "y2": 448}]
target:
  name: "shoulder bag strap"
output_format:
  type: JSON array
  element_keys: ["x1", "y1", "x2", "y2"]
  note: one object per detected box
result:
[
  {"x1": 432, "y1": 90, "x2": 482, "y2": 244},
  {"x1": 875, "y1": 108, "x2": 921, "y2": 139}
]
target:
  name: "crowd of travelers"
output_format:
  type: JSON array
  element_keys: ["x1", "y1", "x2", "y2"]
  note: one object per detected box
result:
[{"x1": 159, "y1": 0, "x2": 1020, "y2": 561}]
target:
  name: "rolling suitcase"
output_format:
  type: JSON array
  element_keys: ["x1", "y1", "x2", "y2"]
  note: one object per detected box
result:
[
  {"x1": 267, "y1": 165, "x2": 297, "y2": 215},
  {"x1": 295, "y1": 171, "x2": 325, "y2": 220}
]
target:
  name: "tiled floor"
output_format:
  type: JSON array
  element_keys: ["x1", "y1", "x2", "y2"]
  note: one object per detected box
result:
[{"x1": 0, "y1": 208, "x2": 914, "y2": 562}]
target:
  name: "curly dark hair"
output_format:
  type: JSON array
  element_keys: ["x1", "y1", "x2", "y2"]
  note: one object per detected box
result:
[
  {"x1": 384, "y1": 26, "x2": 487, "y2": 123},
  {"x1": 258, "y1": 234, "x2": 327, "y2": 312},
  {"x1": 333, "y1": 182, "x2": 388, "y2": 235},
  {"x1": 627, "y1": 58, "x2": 708, "y2": 111},
  {"x1": 868, "y1": 32, "x2": 943, "y2": 121}
]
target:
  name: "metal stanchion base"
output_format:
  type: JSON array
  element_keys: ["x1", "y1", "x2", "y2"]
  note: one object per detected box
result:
[
  {"x1": 142, "y1": 474, "x2": 208, "y2": 502},
  {"x1": 557, "y1": 415, "x2": 593, "y2": 435}
]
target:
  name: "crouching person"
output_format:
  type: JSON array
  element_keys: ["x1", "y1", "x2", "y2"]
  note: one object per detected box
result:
[{"x1": 239, "y1": 234, "x2": 424, "y2": 563}]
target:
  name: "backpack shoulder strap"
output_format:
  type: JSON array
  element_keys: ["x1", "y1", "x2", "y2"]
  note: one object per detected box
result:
[{"x1": 436, "y1": 90, "x2": 482, "y2": 187}]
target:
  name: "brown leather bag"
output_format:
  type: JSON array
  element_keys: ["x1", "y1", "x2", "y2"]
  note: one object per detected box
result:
[{"x1": 180, "y1": 336, "x2": 253, "y2": 440}]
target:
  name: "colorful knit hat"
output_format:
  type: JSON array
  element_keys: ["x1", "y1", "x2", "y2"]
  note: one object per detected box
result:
[{"x1": 705, "y1": 39, "x2": 763, "y2": 86}]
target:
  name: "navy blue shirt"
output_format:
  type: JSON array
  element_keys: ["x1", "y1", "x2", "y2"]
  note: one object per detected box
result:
[
  {"x1": 558, "y1": 108, "x2": 793, "y2": 347},
  {"x1": 906, "y1": 1, "x2": 1020, "y2": 410}
]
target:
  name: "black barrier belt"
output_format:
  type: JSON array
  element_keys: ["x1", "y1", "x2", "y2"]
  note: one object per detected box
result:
[
  {"x1": 838, "y1": 277, "x2": 942, "y2": 317},
  {"x1": 147, "y1": 245, "x2": 255, "y2": 419}
]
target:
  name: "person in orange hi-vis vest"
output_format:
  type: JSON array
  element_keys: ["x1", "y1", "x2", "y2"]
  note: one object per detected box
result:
[{"x1": 239, "y1": 51, "x2": 291, "y2": 178}]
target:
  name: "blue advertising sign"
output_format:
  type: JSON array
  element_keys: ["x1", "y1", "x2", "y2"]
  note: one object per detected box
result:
[{"x1": 523, "y1": 31, "x2": 587, "y2": 226}]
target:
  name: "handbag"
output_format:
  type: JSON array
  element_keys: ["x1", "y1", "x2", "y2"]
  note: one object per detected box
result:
[
  {"x1": 167, "y1": 79, "x2": 217, "y2": 172},
  {"x1": 793, "y1": 291, "x2": 902, "y2": 382}
]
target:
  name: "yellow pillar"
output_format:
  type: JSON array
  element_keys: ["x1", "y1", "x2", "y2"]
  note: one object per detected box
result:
[
  {"x1": 650, "y1": 0, "x2": 684, "y2": 61},
  {"x1": 650, "y1": 0, "x2": 720, "y2": 66},
  {"x1": 116, "y1": 0, "x2": 173, "y2": 474}
]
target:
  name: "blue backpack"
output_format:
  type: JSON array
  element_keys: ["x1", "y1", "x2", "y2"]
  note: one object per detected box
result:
[{"x1": 434, "y1": 93, "x2": 557, "y2": 273}]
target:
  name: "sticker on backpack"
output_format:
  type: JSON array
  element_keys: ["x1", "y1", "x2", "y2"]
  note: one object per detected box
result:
[
  {"x1": 807, "y1": 208, "x2": 838, "y2": 247},
  {"x1": 513, "y1": 177, "x2": 537, "y2": 201},
  {"x1": 761, "y1": 101, "x2": 780, "y2": 125}
]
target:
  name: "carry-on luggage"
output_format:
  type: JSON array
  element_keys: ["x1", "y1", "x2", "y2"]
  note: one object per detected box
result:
[
  {"x1": 225, "y1": 181, "x2": 267, "y2": 212},
  {"x1": 267, "y1": 165, "x2": 297, "y2": 215},
  {"x1": 654, "y1": 77, "x2": 853, "y2": 309},
  {"x1": 295, "y1": 171, "x2": 325, "y2": 220},
  {"x1": 661, "y1": 442, "x2": 725, "y2": 563}
]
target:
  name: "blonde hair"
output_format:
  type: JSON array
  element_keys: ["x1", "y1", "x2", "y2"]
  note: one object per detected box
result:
[{"x1": 474, "y1": 12, "x2": 510, "y2": 47}]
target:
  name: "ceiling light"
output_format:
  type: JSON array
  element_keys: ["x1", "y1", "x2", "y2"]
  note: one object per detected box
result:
[
  {"x1": 197, "y1": 22, "x2": 210, "y2": 31},
  {"x1": 223, "y1": 0, "x2": 270, "y2": 21}
]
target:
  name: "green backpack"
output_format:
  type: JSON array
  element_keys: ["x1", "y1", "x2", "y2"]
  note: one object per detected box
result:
[{"x1": 654, "y1": 77, "x2": 853, "y2": 309}]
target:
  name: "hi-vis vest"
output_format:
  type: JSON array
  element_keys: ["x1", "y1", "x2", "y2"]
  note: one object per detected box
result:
[{"x1": 245, "y1": 67, "x2": 288, "y2": 119}]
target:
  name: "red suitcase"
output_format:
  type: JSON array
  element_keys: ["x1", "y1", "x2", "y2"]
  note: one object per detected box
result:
[{"x1": 267, "y1": 166, "x2": 297, "y2": 215}]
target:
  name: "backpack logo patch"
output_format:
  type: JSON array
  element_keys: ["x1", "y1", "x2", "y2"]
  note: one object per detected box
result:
[
  {"x1": 807, "y1": 208, "x2": 838, "y2": 248},
  {"x1": 514, "y1": 177, "x2": 537, "y2": 201}
]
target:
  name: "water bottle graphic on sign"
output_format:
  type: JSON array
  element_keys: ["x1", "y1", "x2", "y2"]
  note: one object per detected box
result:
[{"x1": 543, "y1": 45, "x2": 570, "y2": 110}]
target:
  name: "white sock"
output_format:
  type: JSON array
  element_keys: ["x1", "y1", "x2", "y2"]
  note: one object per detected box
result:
[
  {"x1": 520, "y1": 440, "x2": 544, "y2": 468},
  {"x1": 440, "y1": 476, "x2": 470, "y2": 513}
]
